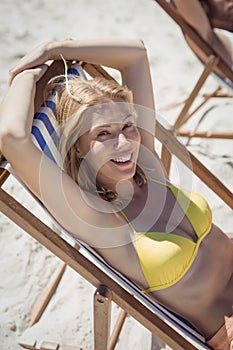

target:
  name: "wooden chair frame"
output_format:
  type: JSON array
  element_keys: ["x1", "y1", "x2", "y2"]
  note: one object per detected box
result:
[
  {"x1": 1, "y1": 63, "x2": 232, "y2": 350},
  {"x1": 154, "y1": 0, "x2": 233, "y2": 173}
]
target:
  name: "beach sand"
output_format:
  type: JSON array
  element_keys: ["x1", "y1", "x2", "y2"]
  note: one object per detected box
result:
[{"x1": 0, "y1": 0, "x2": 232, "y2": 349}]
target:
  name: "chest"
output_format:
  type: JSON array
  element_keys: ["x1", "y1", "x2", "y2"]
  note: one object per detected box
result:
[{"x1": 122, "y1": 182, "x2": 198, "y2": 242}]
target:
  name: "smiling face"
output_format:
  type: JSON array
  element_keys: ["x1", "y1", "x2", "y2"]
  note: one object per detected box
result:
[{"x1": 76, "y1": 100, "x2": 141, "y2": 192}]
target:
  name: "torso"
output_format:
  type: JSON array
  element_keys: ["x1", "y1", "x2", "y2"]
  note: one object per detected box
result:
[{"x1": 96, "y1": 178, "x2": 233, "y2": 339}]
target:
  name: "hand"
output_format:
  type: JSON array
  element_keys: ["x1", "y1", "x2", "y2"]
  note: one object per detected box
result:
[
  {"x1": 12, "y1": 64, "x2": 49, "y2": 86},
  {"x1": 9, "y1": 42, "x2": 52, "y2": 84}
]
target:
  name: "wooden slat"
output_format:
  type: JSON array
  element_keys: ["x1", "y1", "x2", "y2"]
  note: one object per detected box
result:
[
  {"x1": 80, "y1": 62, "x2": 116, "y2": 82},
  {"x1": 0, "y1": 167, "x2": 9, "y2": 187},
  {"x1": 174, "y1": 55, "x2": 219, "y2": 129},
  {"x1": 93, "y1": 286, "x2": 112, "y2": 350},
  {"x1": 156, "y1": 121, "x2": 233, "y2": 209},
  {"x1": 109, "y1": 310, "x2": 128, "y2": 350},
  {"x1": 29, "y1": 262, "x2": 67, "y2": 327},
  {"x1": 178, "y1": 130, "x2": 233, "y2": 139},
  {"x1": 34, "y1": 60, "x2": 65, "y2": 112}
]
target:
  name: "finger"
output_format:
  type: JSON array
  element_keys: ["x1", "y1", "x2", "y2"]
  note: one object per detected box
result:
[
  {"x1": 9, "y1": 65, "x2": 33, "y2": 85},
  {"x1": 9, "y1": 64, "x2": 48, "y2": 86},
  {"x1": 9, "y1": 57, "x2": 31, "y2": 80},
  {"x1": 9, "y1": 63, "x2": 27, "y2": 86},
  {"x1": 34, "y1": 64, "x2": 49, "y2": 81}
]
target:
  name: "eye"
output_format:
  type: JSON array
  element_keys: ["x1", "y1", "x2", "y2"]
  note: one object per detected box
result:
[
  {"x1": 97, "y1": 130, "x2": 110, "y2": 137},
  {"x1": 123, "y1": 122, "x2": 134, "y2": 130}
]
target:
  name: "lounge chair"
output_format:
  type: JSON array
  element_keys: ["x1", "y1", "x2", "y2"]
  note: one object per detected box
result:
[
  {"x1": 1, "y1": 61, "x2": 232, "y2": 350},
  {"x1": 154, "y1": 0, "x2": 233, "y2": 173}
]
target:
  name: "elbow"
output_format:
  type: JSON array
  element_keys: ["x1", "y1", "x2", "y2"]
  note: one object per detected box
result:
[
  {"x1": 128, "y1": 38, "x2": 148, "y2": 57},
  {"x1": 0, "y1": 130, "x2": 14, "y2": 156},
  {"x1": 0, "y1": 130, "x2": 27, "y2": 159}
]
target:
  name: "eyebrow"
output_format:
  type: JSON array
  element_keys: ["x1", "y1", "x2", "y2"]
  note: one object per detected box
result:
[{"x1": 93, "y1": 114, "x2": 135, "y2": 130}]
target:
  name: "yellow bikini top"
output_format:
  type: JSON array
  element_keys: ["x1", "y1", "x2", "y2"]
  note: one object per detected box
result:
[{"x1": 120, "y1": 179, "x2": 212, "y2": 292}]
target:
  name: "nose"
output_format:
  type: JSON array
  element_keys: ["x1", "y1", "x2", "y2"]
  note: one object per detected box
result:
[{"x1": 115, "y1": 133, "x2": 130, "y2": 149}]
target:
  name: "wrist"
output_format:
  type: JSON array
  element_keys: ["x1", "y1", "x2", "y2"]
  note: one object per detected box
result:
[
  {"x1": 12, "y1": 66, "x2": 47, "y2": 87},
  {"x1": 12, "y1": 70, "x2": 35, "y2": 84},
  {"x1": 47, "y1": 40, "x2": 72, "y2": 61},
  {"x1": 45, "y1": 41, "x2": 60, "y2": 60}
]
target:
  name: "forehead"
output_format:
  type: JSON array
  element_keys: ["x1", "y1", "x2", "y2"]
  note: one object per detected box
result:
[{"x1": 83, "y1": 102, "x2": 134, "y2": 130}]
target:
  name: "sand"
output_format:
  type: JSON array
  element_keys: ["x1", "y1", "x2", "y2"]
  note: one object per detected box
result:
[{"x1": 0, "y1": 0, "x2": 232, "y2": 349}]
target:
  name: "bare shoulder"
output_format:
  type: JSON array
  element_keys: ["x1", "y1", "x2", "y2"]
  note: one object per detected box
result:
[{"x1": 46, "y1": 170, "x2": 134, "y2": 249}]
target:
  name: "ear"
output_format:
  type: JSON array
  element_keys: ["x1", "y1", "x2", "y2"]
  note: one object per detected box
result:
[
  {"x1": 76, "y1": 146, "x2": 82, "y2": 156},
  {"x1": 75, "y1": 141, "x2": 83, "y2": 157}
]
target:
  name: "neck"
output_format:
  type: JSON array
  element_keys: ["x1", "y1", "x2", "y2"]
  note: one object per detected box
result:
[
  {"x1": 116, "y1": 178, "x2": 140, "y2": 201},
  {"x1": 98, "y1": 177, "x2": 143, "y2": 202}
]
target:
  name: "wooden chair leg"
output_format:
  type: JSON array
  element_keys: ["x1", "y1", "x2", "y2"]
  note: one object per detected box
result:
[
  {"x1": 19, "y1": 340, "x2": 38, "y2": 350},
  {"x1": 109, "y1": 309, "x2": 128, "y2": 350},
  {"x1": 29, "y1": 242, "x2": 79, "y2": 326},
  {"x1": 150, "y1": 334, "x2": 164, "y2": 350},
  {"x1": 183, "y1": 86, "x2": 219, "y2": 121},
  {"x1": 93, "y1": 285, "x2": 112, "y2": 350},
  {"x1": 161, "y1": 145, "x2": 172, "y2": 176},
  {"x1": 174, "y1": 55, "x2": 219, "y2": 129},
  {"x1": 29, "y1": 262, "x2": 67, "y2": 326}
]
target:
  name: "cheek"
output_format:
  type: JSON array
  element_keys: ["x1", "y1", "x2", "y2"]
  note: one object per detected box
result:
[
  {"x1": 87, "y1": 141, "x2": 111, "y2": 167},
  {"x1": 130, "y1": 128, "x2": 141, "y2": 144},
  {"x1": 90, "y1": 141, "x2": 107, "y2": 156}
]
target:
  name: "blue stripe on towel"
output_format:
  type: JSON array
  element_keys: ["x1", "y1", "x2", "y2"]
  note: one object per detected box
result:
[
  {"x1": 34, "y1": 112, "x2": 54, "y2": 135},
  {"x1": 33, "y1": 112, "x2": 58, "y2": 147},
  {"x1": 68, "y1": 67, "x2": 80, "y2": 76},
  {"x1": 43, "y1": 99, "x2": 57, "y2": 115},
  {"x1": 31, "y1": 125, "x2": 56, "y2": 163}
]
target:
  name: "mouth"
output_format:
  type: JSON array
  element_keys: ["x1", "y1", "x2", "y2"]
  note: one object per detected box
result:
[{"x1": 110, "y1": 153, "x2": 132, "y2": 165}]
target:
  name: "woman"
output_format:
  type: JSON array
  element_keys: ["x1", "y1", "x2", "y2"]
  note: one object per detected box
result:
[{"x1": 0, "y1": 39, "x2": 232, "y2": 349}]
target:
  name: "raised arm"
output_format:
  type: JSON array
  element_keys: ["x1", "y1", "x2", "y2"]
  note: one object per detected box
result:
[
  {"x1": 10, "y1": 39, "x2": 154, "y2": 108},
  {"x1": 0, "y1": 39, "x2": 166, "y2": 243},
  {"x1": 0, "y1": 64, "x2": 134, "y2": 248},
  {"x1": 9, "y1": 39, "x2": 157, "y2": 152}
]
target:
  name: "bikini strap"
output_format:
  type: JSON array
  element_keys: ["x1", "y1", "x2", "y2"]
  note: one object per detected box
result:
[
  {"x1": 147, "y1": 177, "x2": 169, "y2": 187},
  {"x1": 115, "y1": 205, "x2": 137, "y2": 235},
  {"x1": 115, "y1": 178, "x2": 169, "y2": 235}
]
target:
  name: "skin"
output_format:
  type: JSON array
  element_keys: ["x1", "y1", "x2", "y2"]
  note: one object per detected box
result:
[
  {"x1": 0, "y1": 39, "x2": 232, "y2": 342},
  {"x1": 174, "y1": 0, "x2": 233, "y2": 68},
  {"x1": 76, "y1": 101, "x2": 141, "y2": 193},
  {"x1": 203, "y1": 0, "x2": 233, "y2": 32}
]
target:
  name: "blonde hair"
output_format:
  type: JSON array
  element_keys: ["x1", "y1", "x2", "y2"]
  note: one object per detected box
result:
[{"x1": 48, "y1": 74, "x2": 146, "y2": 201}]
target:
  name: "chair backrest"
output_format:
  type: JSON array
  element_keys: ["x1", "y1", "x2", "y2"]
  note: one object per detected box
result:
[{"x1": 29, "y1": 62, "x2": 211, "y2": 350}]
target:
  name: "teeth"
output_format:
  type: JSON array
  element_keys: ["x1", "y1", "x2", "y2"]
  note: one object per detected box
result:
[{"x1": 113, "y1": 154, "x2": 131, "y2": 163}]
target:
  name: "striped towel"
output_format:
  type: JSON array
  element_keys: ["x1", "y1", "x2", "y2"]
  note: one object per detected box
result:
[{"x1": 31, "y1": 63, "x2": 86, "y2": 164}]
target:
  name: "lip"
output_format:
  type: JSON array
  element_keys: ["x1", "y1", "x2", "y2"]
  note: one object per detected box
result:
[{"x1": 110, "y1": 153, "x2": 133, "y2": 166}]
